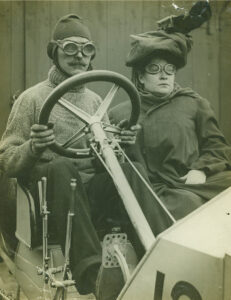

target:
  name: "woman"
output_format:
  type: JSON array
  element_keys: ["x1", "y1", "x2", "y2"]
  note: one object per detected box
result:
[{"x1": 110, "y1": 29, "x2": 231, "y2": 220}]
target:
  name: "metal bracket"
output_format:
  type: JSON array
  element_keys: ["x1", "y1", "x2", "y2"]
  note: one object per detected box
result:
[
  {"x1": 102, "y1": 232, "x2": 127, "y2": 268},
  {"x1": 37, "y1": 265, "x2": 75, "y2": 288},
  {"x1": 0, "y1": 288, "x2": 15, "y2": 300}
]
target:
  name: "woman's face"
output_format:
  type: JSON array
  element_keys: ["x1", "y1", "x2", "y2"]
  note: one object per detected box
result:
[
  {"x1": 57, "y1": 36, "x2": 92, "y2": 76},
  {"x1": 138, "y1": 57, "x2": 176, "y2": 97}
]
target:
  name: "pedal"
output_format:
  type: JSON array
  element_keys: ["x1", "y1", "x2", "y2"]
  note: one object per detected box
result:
[{"x1": 102, "y1": 232, "x2": 127, "y2": 268}]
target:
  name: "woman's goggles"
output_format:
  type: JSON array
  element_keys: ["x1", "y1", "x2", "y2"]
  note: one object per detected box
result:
[
  {"x1": 56, "y1": 40, "x2": 96, "y2": 57},
  {"x1": 145, "y1": 63, "x2": 176, "y2": 75}
]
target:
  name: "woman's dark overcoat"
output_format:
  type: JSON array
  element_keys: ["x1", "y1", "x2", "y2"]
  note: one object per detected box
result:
[{"x1": 110, "y1": 86, "x2": 231, "y2": 219}]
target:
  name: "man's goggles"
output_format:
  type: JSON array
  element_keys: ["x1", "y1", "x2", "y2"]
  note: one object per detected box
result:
[
  {"x1": 56, "y1": 40, "x2": 96, "y2": 57},
  {"x1": 145, "y1": 63, "x2": 176, "y2": 75}
]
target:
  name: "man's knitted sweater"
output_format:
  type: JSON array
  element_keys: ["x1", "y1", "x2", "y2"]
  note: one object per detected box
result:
[{"x1": 0, "y1": 66, "x2": 104, "y2": 183}]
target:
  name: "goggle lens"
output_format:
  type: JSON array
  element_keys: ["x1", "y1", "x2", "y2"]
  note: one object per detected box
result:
[
  {"x1": 145, "y1": 64, "x2": 161, "y2": 74},
  {"x1": 83, "y1": 43, "x2": 96, "y2": 56},
  {"x1": 63, "y1": 42, "x2": 79, "y2": 55},
  {"x1": 145, "y1": 63, "x2": 176, "y2": 75},
  {"x1": 165, "y1": 64, "x2": 176, "y2": 75},
  {"x1": 58, "y1": 41, "x2": 96, "y2": 57}
]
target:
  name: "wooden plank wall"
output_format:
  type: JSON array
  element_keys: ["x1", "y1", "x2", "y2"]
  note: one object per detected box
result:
[
  {"x1": 0, "y1": 1, "x2": 24, "y2": 137},
  {"x1": 219, "y1": 1, "x2": 231, "y2": 143},
  {"x1": 0, "y1": 0, "x2": 231, "y2": 141}
]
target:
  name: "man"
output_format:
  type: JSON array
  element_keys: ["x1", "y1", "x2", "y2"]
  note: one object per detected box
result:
[{"x1": 0, "y1": 14, "x2": 172, "y2": 299}]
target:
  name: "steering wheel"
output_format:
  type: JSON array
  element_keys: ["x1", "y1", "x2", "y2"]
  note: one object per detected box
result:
[{"x1": 39, "y1": 70, "x2": 140, "y2": 158}]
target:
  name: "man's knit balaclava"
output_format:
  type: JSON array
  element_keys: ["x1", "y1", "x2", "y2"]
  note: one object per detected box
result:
[
  {"x1": 53, "y1": 14, "x2": 91, "y2": 41},
  {"x1": 47, "y1": 14, "x2": 93, "y2": 67}
]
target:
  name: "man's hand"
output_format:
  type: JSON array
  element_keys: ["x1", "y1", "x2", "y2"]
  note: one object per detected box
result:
[
  {"x1": 180, "y1": 170, "x2": 206, "y2": 184},
  {"x1": 30, "y1": 124, "x2": 55, "y2": 154},
  {"x1": 117, "y1": 119, "x2": 141, "y2": 145}
]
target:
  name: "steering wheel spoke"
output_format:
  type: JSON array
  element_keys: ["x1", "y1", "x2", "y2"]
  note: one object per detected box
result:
[
  {"x1": 58, "y1": 98, "x2": 91, "y2": 124},
  {"x1": 62, "y1": 125, "x2": 88, "y2": 149},
  {"x1": 94, "y1": 84, "x2": 120, "y2": 120}
]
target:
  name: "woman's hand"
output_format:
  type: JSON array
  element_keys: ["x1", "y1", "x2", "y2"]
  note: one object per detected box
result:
[
  {"x1": 30, "y1": 124, "x2": 55, "y2": 154},
  {"x1": 180, "y1": 170, "x2": 206, "y2": 184},
  {"x1": 117, "y1": 119, "x2": 141, "y2": 145}
]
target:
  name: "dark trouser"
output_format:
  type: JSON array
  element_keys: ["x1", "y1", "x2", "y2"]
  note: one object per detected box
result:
[{"x1": 27, "y1": 157, "x2": 172, "y2": 294}]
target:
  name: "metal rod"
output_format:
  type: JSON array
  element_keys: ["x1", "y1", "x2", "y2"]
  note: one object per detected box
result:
[
  {"x1": 38, "y1": 180, "x2": 43, "y2": 215},
  {"x1": 90, "y1": 143, "x2": 113, "y2": 177},
  {"x1": 90, "y1": 121, "x2": 155, "y2": 250},
  {"x1": 41, "y1": 177, "x2": 50, "y2": 283},
  {"x1": 113, "y1": 244, "x2": 130, "y2": 282},
  {"x1": 117, "y1": 144, "x2": 176, "y2": 224},
  {"x1": 63, "y1": 179, "x2": 77, "y2": 280}
]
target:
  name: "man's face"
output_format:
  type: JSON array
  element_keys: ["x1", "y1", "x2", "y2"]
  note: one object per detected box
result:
[
  {"x1": 57, "y1": 36, "x2": 92, "y2": 76},
  {"x1": 138, "y1": 57, "x2": 176, "y2": 97}
]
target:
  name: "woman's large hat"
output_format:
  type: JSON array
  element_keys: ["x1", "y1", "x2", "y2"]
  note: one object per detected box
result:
[{"x1": 126, "y1": 30, "x2": 192, "y2": 69}]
